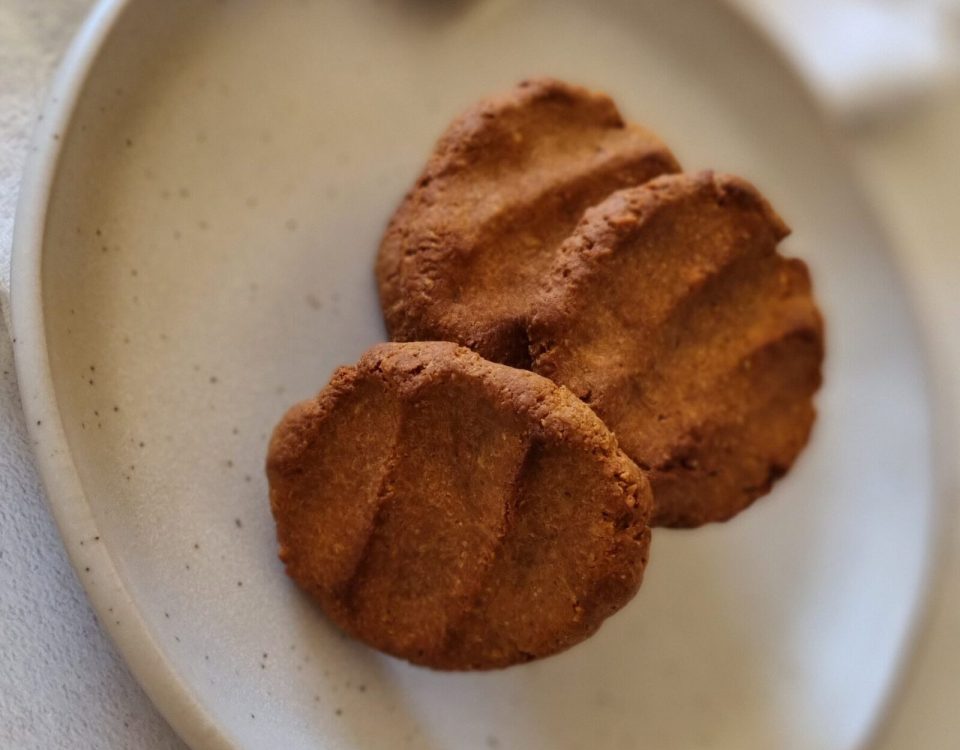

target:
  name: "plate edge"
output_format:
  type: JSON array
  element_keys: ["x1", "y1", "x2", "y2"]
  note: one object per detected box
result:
[{"x1": 9, "y1": 1, "x2": 238, "y2": 748}]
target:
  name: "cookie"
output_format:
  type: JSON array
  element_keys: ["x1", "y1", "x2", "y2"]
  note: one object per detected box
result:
[
  {"x1": 376, "y1": 78, "x2": 679, "y2": 366},
  {"x1": 528, "y1": 172, "x2": 824, "y2": 527},
  {"x1": 266, "y1": 341, "x2": 653, "y2": 669}
]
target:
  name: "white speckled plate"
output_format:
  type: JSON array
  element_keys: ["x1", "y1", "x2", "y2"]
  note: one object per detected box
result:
[{"x1": 12, "y1": 1, "x2": 940, "y2": 749}]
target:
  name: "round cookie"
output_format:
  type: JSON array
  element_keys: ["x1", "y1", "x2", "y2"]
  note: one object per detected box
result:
[
  {"x1": 528, "y1": 172, "x2": 824, "y2": 527},
  {"x1": 376, "y1": 78, "x2": 679, "y2": 366},
  {"x1": 266, "y1": 341, "x2": 653, "y2": 670}
]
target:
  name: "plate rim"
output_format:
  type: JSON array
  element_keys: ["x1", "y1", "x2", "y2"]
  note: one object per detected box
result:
[
  {"x1": 9, "y1": 1, "x2": 949, "y2": 749},
  {"x1": 9, "y1": 0, "x2": 236, "y2": 747}
]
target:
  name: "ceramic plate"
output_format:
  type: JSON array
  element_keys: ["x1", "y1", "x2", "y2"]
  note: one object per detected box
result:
[{"x1": 12, "y1": 1, "x2": 939, "y2": 748}]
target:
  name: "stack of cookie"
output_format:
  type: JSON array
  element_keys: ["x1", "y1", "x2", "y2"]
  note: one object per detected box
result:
[{"x1": 267, "y1": 79, "x2": 824, "y2": 670}]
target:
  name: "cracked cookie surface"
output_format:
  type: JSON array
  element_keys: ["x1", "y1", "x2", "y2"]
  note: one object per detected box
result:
[
  {"x1": 529, "y1": 172, "x2": 824, "y2": 527},
  {"x1": 376, "y1": 78, "x2": 679, "y2": 366},
  {"x1": 267, "y1": 342, "x2": 653, "y2": 669}
]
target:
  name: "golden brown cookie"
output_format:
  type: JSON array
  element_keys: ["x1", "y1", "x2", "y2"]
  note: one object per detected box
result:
[
  {"x1": 376, "y1": 78, "x2": 679, "y2": 366},
  {"x1": 266, "y1": 342, "x2": 653, "y2": 669},
  {"x1": 528, "y1": 172, "x2": 824, "y2": 527}
]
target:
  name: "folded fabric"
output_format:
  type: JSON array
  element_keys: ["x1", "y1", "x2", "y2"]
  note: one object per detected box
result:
[{"x1": 731, "y1": 0, "x2": 960, "y2": 123}]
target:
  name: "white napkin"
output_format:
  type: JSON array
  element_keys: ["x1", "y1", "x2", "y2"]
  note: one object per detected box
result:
[{"x1": 731, "y1": 0, "x2": 960, "y2": 123}]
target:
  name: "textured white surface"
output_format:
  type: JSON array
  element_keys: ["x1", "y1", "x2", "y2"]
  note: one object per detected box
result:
[
  {"x1": 0, "y1": 0, "x2": 89, "y2": 302},
  {"x1": 0, "y1": 318, "x2": 185, "y2": 750},
  {"x1": 0, "y1": 1, "x2": 184, "y2": 748}
]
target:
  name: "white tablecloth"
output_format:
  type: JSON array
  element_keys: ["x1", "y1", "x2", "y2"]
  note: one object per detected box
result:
[{"x1": 1, "y1": 2, "x2": 957, "y2": 748}]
